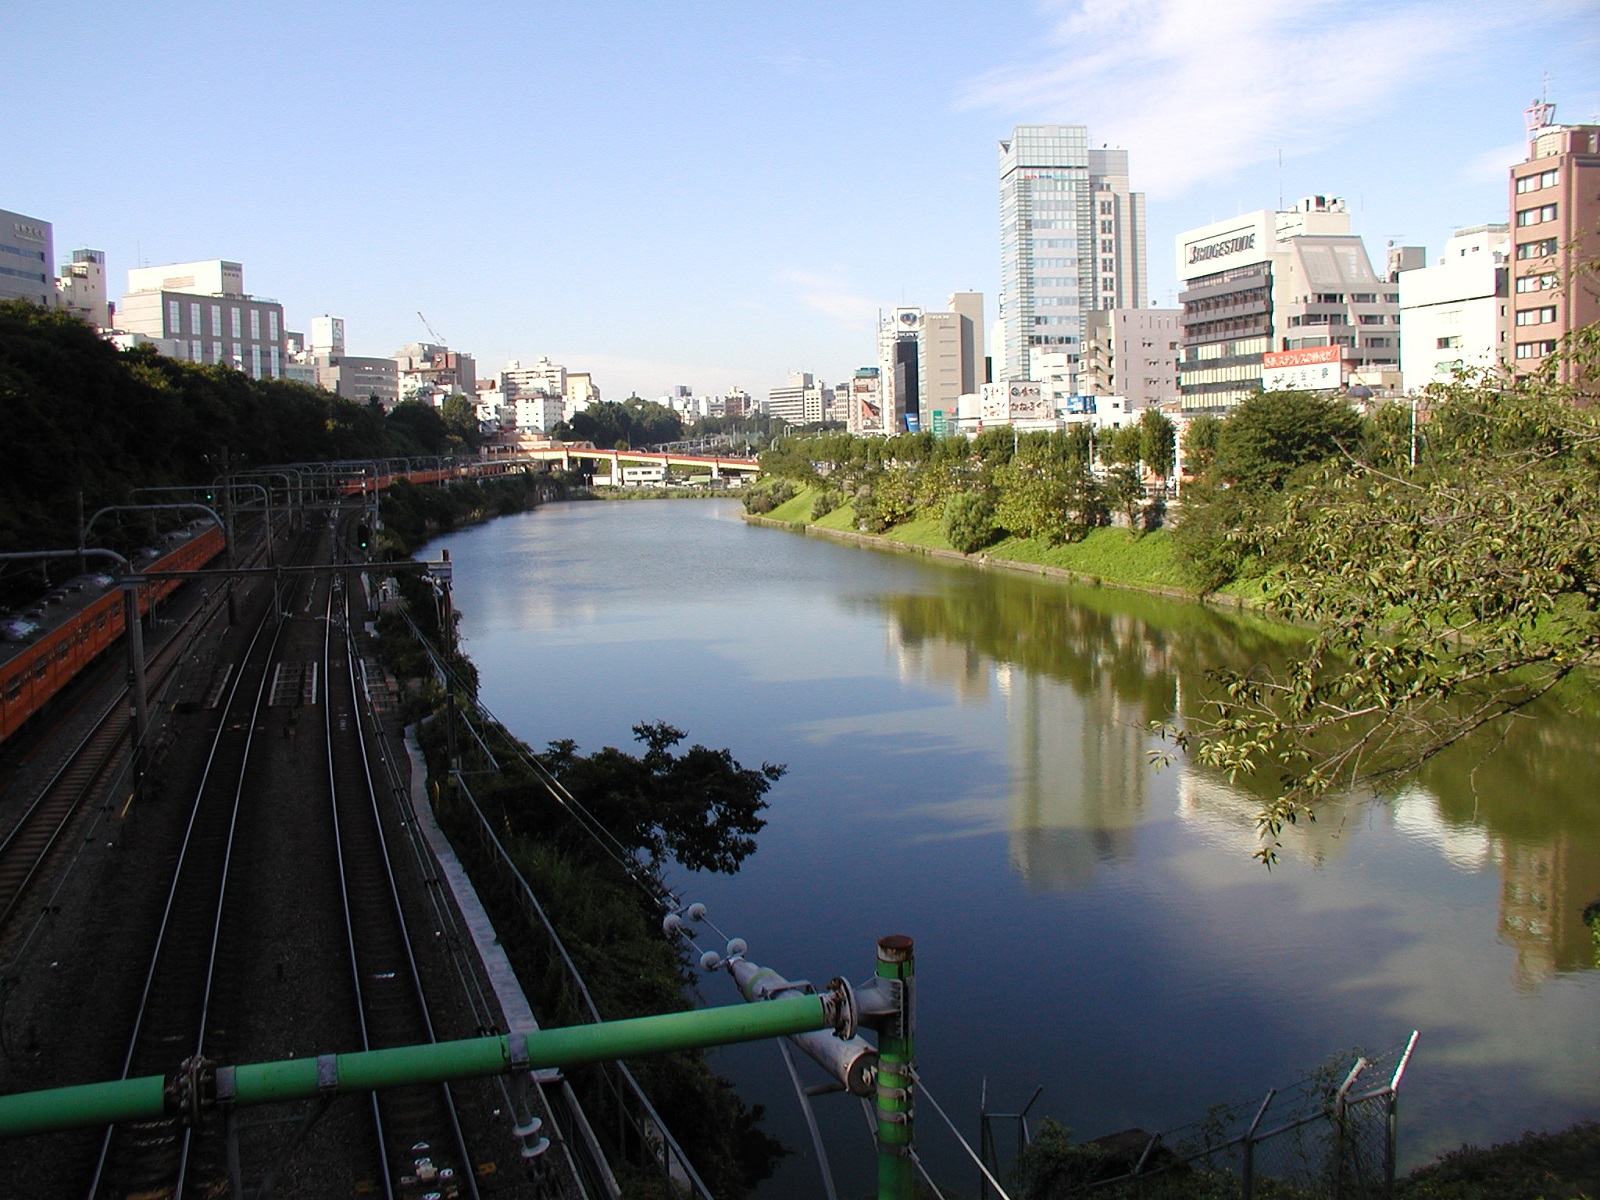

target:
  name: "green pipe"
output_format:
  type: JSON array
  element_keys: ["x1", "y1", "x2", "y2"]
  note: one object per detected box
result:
[
  {"x1": 875, "y1": 935, "x2": 915, "y2": 1200},
  {"x1": 0, "y1": 993, "x2": 832, "y2": 1140}
]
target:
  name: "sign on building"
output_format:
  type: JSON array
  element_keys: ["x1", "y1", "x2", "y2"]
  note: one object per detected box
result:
[{"x1": 1262, "y1": 345, "x2": 1344, "y2": 392}]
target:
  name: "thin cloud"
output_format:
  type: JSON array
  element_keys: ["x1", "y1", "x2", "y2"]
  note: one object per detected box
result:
[
  {"x1": 778, "y1": 269, "x2": 880, "y2": 326},
  {"x1": 956, "y1": 0, "x2": 1539, "y2": 197},
  {"x1": 1460, "y1": 139, "x2": 1528, "y2": 185}
]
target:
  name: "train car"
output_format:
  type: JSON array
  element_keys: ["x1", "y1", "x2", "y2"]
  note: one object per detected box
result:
[{"x1": 0, "y1": 524, "x2": 226, "y2": 745}]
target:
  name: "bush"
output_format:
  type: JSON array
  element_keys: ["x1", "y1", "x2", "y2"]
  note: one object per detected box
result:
[
  {"x1": 742, "y1": 479, "x2": 797, "y2": 514},
  {"x1": 811, "y1": 488, "x2": 842, "y2": 520},
  {"x1": 942, "y1": 491, "x2": 998, "y2": 553}
]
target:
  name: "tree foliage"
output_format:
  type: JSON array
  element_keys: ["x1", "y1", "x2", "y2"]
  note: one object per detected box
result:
[
  {"x1": 1212, "y1": 389, "x2": 1363, "y2": 490},
  {"x1": 941, "y1": 490, "x2": 998, "y2": 553},
  {"x1": 557, "y1": 397, "x2": 683, "y2": 448},
  {"x1": 1162, "y1": 330, "x2": 1600, "y2": 862}
]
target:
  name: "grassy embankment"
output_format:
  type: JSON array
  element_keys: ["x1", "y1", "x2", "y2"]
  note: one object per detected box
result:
[{"x1": 754, "y1": 483, "x2": 1268, "y2": 603}]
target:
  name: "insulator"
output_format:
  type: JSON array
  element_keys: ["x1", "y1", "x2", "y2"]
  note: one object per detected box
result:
[
  {"x1": 685, "y1": 902, "x2": 707, "y2": 921},
  {"x1": 662, "y1": 914, "x2": 683, "y2": 934},
  {"x1": 700, "y1": 951, "x2": 723, "y2": 972},
  {"x1": 726, "y1": 938, "x2": 748, "y2": 958}
]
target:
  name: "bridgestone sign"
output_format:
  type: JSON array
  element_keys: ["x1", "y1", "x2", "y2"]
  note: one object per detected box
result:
[{"x1": 1188, "y1": 233, "x2": 1256, "y2": 265}]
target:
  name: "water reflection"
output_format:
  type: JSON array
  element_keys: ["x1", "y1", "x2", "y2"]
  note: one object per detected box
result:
[{"x1": 868, "y1": 573, "x2": 1600, "y2": 978}]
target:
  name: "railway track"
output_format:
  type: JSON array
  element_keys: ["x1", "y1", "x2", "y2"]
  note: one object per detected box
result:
[
  {"x1": 325, "y1": 571, "x2": 480, "y2": 1197},
  {"x1": 85, "y1": 530, "x2": 321, "y2": 1198}
]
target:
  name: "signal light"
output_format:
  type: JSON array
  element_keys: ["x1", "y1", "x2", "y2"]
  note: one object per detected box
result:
[{"x1": 356, "y1": 522, "x2": 371, "y2": 550}]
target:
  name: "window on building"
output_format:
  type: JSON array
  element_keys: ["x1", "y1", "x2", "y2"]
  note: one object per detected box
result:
[
  {"x1": 1515, "y1": 169, "x2": 1559, "y2": 193},
  {"x1": 1516, "y1": 204, "x2": 1558, "y2": 226},
  {"x1": 211, "y1": 342, "x2": 222, "y2": 363},
  {"x1": 1099, "y1": 200, "x2": 1113, "y2": 215},
  {"x1": 1100, "y1": 220, "x2": 1113, "y2": 234},
  {"x1": 1515, "y1": 306, "x2": 1558, "y2": 325},
  {"x1": 230, "y1": 307, "x2": 241, "y2": 337},
  {"x1": 1314, "y1": 293, "x2": 1345, "y2": 304},
  {"x1": 167, "y1": 299, "x2": 181, "y2": 331},
  {"x1": 1365, "y1": 337, "x2": 1392, "y2": 347},
  {"x1": 1515, "y1": 340, "x2": 1556, "y2": 359},
  {"x1": 1516, "y1": 273, "x2": 1559, "y2": 292},
  {"x1": 1436, "y1": 336, "x2": 1462, "y2": 349},
  {"x1": 1517, "y1": 238, "x2": 1559, "y2": 259},
  {"x1": 191, "y1": 339, "x2": 202, "y2": 362},
  {"x1": 1359, "y1": 314, "x2": 1386, "y2": 325},
  {"x1": 1383, "y1": 293, "x2": 1399, "y2": 303},
  {"x1": 210, "y1": 304, "x2": 222, "y2": 335},
  {"x1": 1101, "y1": 278, "x2": 1115, "y2": 292},
  {"x1": 1350, "y1": 292, "x2": 1377, "y2": 303},
  {"x1": 190, "y1": 302, "x2": 201, "y2": 331},
  {"x1": 250, "y1": 309, "x2": 260, "y2": 340},
  {"x1": 268, "y1": 310, "x2": 279, "y2": 339},
  {"x1": 1101, "y1": 258, "x2": 1114, "y2": 273}
]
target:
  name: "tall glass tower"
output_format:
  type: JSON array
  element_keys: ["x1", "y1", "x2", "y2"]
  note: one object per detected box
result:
[{"x1": 999, "y1": 126, "x2": 1145, "y2": 385}]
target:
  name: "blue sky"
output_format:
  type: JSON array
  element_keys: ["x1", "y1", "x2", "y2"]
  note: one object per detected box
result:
[{"x1": 6, "y1": 1, "x2": 1597, "y2": 399}]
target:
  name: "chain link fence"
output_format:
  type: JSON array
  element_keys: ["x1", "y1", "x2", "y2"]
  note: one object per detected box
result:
[{"x1": 987, "y1": 1035, "x2": 1418, "y2": 1200}]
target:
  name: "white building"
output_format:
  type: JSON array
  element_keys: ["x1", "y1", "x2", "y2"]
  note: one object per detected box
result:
[
  {"x1": 0, "y1": 208, "x2": 55, "y2": 307},
  {"x1": 1080, "y1": 308, "x2": 1181, "y2": 406},
  {"x1": 766, "y1": 372, "x2": 823, "y2": 425},
  {"x1": 999, "y1": 127, "x2": 1147, "y2": 387},
  {"x1": 57, "y1": 248, "x2": 110, "y2": 328},
  {"x1": 117, "y1": 259, "x2": 287, "y2": 379},
  {"x1": 1176, "y1": 198, "x2": 1406, "y2": 409},
  {"x1": 1398, "y1": 224, "x2": 1510, "y2": 390}
]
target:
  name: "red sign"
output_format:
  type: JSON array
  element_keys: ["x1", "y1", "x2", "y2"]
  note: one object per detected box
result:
[{"x1": 1263, "y1": 345, "x2": 1343, "y2": 369}]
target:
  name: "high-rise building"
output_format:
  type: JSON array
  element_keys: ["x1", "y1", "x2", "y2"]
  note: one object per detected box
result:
[
  {"x1": 57, "y1": 248, "x2": 110, "y2": 328},
  {"x1": 878, "y1": 308, "x2": 924, "y2": 431},
  {"x1": 1398, "y1": 225, "x2": 1509, "y2": 390},
  {"x1": 1508, "y1": 99, "x2": 1599, "y2": 382},
  {"x1": 310, "y1": 314, "x2": 345, "y2": 357},
  {"x1": 118, "y1": 259, "x2": 288, "y2": 379},
  {"x1": 1176, "y1": 197, "x2": 1401, "y2": 409},
  {"x1": 765, "y1": 372, "x2": 822, "y2": 425},
  {"x1": 999, "y1": 126, "x2": 1146, "y2": 386},
  {"x1": 919, "y1": 293, "x2": 986, "y2": 437},
  {"x1": 0, "y1": 209, "x2": 55, "y2": 307}
]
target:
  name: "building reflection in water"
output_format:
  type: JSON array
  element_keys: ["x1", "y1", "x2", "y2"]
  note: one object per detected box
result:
[{"x1": 875, "y1": 576, "x2": 1600, "y2": 979}]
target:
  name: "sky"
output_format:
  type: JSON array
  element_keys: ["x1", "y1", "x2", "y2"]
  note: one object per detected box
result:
[{"x1": 6, "y1": 0, "x2": 1598, "y2": 400}]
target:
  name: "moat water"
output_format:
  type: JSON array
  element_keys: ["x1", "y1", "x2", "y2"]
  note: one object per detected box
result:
[{"x1": 428, "y1": 498, "x2": 1600, "y2": 1198}]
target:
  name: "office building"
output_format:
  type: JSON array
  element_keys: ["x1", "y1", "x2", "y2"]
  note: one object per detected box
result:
[
  {"x1": 999, "y1": 126, "x2": 1147, "y2": 386},
  {"x1": 118, "y1": 259, "x2": 287, "y2": 379},
  {"x1": 1398, "y1": 225, "x2": 1510, "y2": 389},
  {"x1": 393, "y1": 342, "x2": 476, "y2": 404},
  {"x1": 877, "y1": 308, "x2": 923, "y2": 431},
  {"x1": 918, "y1": 292, "x2": 986, "y2": 437},
  {"x1": 766, "y1": 372, "x2": 823, "y2": 425},
  {"x1": 57, "y1": 248, "x2": 110, "y2": 328},
  {"x1": 1080, "y1": 308, "x2": 1182, "y2": 405},
  {"x1": 1, "y1": 209, "x2": 55, "y2": 306},
  {"x1": 844, "y1": 368, "x2": 883, "y2": 434},
  {"x1": 1508, "y1": 99, "x2": 1600, "y2": 381},
  {"x1": 1176, "y1": 197, "x2": 1403, "y2": 409}
]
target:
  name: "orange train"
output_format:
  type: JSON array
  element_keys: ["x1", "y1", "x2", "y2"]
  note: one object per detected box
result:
[{"x1": 0, "y1": 525, "x2": 225, "y2": 745}]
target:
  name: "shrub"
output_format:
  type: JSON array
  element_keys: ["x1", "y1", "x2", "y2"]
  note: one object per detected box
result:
[{"x1": 942, "y1": 491, "x2": 998, "y2": 553}]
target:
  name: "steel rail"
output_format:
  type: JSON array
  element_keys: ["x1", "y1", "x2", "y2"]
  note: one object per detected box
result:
[
  {"x1": 325, "y1": 572, "x2": 479, "y2": 1197},
  {"x1": 85, "y1": 526, "x2": 319, "y2": 1199}
]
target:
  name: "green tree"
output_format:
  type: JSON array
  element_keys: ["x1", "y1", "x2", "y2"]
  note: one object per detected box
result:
[
  {"x1": 1181, "y1": 413, "x2": 1222, "y2": 476},
  {"x1": 1106, "y1": 424, "x2": 1143, "y2": 467},
  {"x1": 1212, "y1": 389, "x2": 1362, "y2": 490},
  {"x1": 386, "y1": 398, "x2": 451, "y2": 455},
  {"x1": 1161, "y1": 328, "x2": 1600, "y2": 862},
  {"x1": 439, "y1": 393, "x2": 482, "y2": 451},
  {"x1": 1139, "y1": 407, "x2": 1177, "y2": 479},
  {"x1": 1103, "y1": 464, "x2": 1146, "y2": 534},
  {"x1": 533, "y1": 722, "x2": 785, "y2": 874}
]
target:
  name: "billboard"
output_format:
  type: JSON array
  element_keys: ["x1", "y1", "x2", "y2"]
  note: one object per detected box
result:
[
  {"x1": 1062, "y1": 394, "x2": 1097, "y2": 415},
  {"x1": 1177, "y1": 211, "x2": 1274, "y2": 282},
  {"x1": 1262, "y1": 345, "x2": 1344, "y2": 392},
  {"x1": 1007, "y1": 382, "x2": 1045, "y2": 420}
]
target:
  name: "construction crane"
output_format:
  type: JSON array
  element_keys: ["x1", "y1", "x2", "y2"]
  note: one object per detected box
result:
[{"x1": 417, "y1": 311, "x2": 446, "y2": 346}]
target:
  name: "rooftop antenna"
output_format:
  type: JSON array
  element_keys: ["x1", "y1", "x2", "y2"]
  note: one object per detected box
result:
[{"x1": 1525, "y1": 74, "x2": 1556, "y2": 136}]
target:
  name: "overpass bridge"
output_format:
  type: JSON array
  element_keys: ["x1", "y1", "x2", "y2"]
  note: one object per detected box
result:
[{"x1": 509, "y1": 443, "x2": 761, "y2": 482}]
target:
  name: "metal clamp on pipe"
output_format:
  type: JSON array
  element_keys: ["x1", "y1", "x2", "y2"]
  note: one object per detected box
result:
[{"x1": 163, "y1": 1056, "x2": 216, "y2": 1128}]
